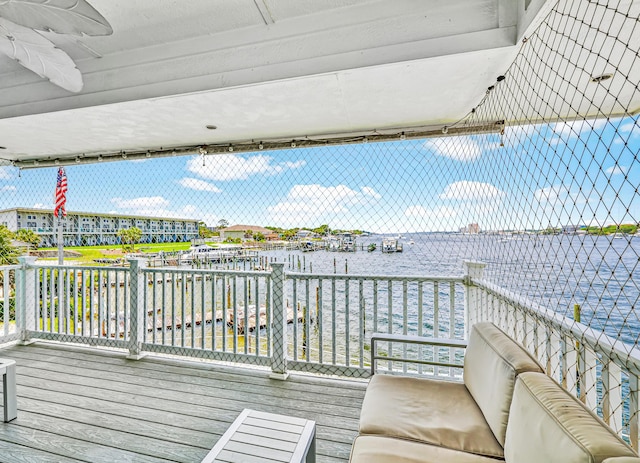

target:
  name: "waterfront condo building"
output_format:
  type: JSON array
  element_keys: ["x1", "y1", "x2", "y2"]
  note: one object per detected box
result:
[{"x1": 0, "y1": 208, "x2": 199, "y2": 247}]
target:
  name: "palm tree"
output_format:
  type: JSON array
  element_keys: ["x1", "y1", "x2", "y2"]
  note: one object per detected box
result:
[
  {"x1": 117, "y1": 227, "x2": 142, "y2": 252},
  {"x1": 15, "y1": 229, "x2": 41, "y2": 249},
  {"x1": 0, "y1": 225, "x2": 18, "y2": 265}
]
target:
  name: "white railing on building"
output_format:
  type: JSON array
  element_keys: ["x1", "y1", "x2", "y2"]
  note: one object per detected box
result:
[
  {"x1": 0, "y1": 265, "x2": 20, "y2": 343},
  {"x1": 0, "y1": 258, "x2": 638, "y2": 447},
  {"x1": 465, "y1": 261, "x2": 640, "y2": 450},
  {"x1": 284, "y1": 271, "x2": 464, "y2": 377}
]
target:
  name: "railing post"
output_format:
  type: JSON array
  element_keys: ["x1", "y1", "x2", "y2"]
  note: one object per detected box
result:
[
  {"x1": 16, "y1": 257, "x2": 37, "y2": 344},
  {"x1": 463, "y1": 261, "x2": 486, "y2": 339},
  {"x1": 270, "y1": 263, "x2": 289, "y2": 380},
  {"x1": 127, "y1": 258, "x2": 146, "y2": 360}
]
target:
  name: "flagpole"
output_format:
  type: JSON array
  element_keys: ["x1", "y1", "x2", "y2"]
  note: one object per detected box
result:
[
  {"x1": 57, "y1": 216, "x2": 64, "y2": 265},
  {"x1": 54, "y1": 167, "x2": 68, "y2": 265}
]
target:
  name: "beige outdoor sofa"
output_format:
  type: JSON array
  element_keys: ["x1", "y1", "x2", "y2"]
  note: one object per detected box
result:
[{"x1": 350, "y1": 322, "x2": 640, "y2": 463}]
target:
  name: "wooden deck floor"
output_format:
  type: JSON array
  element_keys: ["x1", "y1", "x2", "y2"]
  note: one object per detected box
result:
[{"x1": 0, "y1": 342, "x2": 366, "y2": 462}]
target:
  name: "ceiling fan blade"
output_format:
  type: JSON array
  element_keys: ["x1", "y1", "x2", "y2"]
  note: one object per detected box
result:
[
  {"x1": 0, "y1": 17, "x2": 83, "y2": 92},
  {"x1": 0, "y1": 0, "x2": 112, "y2": 36}
]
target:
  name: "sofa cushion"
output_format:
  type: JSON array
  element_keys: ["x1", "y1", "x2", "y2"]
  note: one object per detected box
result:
[
  {"x1": 359, "y1": 374, "x2": 504, "y2": 458},
  {"x1": 350, "y1": 435, "x2": 505, "y2": 463},
  {"x1": 463, "y1": 322, "x2": 543, "y2": 446},
  {"x1": 505, "y1": 372, "x2": 637, "y2": 463}
]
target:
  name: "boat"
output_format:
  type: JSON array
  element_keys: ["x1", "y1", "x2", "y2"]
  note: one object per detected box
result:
[
  {"x1": 328, "y1": 232, "x2": 356, "y2": 252},
  {"x1": 183, "y1": 244, "x2": 239, "y2": 262},
  {"x1": 301, "y1": 241, "x2": 315, "y2": 252},
  {"x1": 381, "y1": 238, "x2": 403, "y2": 253}
]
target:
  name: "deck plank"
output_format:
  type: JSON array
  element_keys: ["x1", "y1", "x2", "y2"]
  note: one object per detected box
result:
[
  {"x1": 0, "y1": 342, "x2": 365, "y2": 462},
  {"x1": 0, "y1": 420, "x2": 171, "y2": 463},
  {"x1": 9, "y1": 349, "x2": 364, "y2": 415}
]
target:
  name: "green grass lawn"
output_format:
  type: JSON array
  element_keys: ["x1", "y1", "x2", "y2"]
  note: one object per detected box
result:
[{"x1": 37, "y1": 241, "x2": 204, "y2": 264}]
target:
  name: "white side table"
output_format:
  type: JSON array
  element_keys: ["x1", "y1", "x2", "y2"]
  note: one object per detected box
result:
[
  {"x1": 201, "y1": 409, "x2": 316, "y2": 463},
  {"x1": 0, "y1": 358, "x2": 16, "y2": 422}
]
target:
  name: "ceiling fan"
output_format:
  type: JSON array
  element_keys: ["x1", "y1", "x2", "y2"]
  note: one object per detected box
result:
[{"x1": 0, "y1": 0, "x2": 112, "y2": 92}]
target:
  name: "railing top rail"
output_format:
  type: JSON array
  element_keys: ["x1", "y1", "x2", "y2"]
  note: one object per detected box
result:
[
  {"x1": 471, "y1": 277, "x2": 640, "y2": 375},
  {"x1": 285, "y1": 271, "x2": 465, "y2": 283},
  {"x1": 144, "y1": 267, "x2": 271, "y2": 277},
  {"x1": 30, "y1": 264, "x2": 128, "y2": 272},
  {"x1": 0, "y1": 265, "x2": 20, "y2": 271}
]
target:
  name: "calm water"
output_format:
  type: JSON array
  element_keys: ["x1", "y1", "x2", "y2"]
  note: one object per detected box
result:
[
  {"x1": 261, "y1": 233, "x2": 640, "y2": 344},
  {"x1": 64, "y1": 233, "x2": 639, "y2": 350}
]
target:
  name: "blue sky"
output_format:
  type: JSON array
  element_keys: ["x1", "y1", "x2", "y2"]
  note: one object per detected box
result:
[{"x1": 0, "y1": 116, "x2": 637, "y2": 234}]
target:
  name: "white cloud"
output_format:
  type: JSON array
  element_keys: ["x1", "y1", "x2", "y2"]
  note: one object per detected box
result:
[
  {"x1": 268, "y1": 184, "x2": 381, "y2": 225},
  {"x1": 619, "y1": 122, "x2": 637, "y2": 134},
  {"x1": 423, "y1": 136, "x2": 482, "y2": 162},
  {"x1": 534, "y1": 185, "x2": 568, "y2": 202},
  {"x1": 0, "y1": 185, "x2": 16, "y2": 192},
  {"x1": 111, "y1": 196, "x2": 170, "y2": 209},
  {"x1": 605, "y1": 165, "x2": 628, "y2": 175},
  {"x1": 534, "y1": 184, "x2": 590, "y2": 208},
  {"x1": 552, "y1": 118, "x2": 608, "y2": 138},
  {"x1": 439, "y1": 181, "x2": 505, "y2": 200},
  {"x1": 361, "y1": 186, "x2": 382, "y2": 200},
  {"x1": 186, "y1": 154, "x2": 305, "y2": 181},
  {"x1": 178, "y1": 177, "x2": 222, "y2": 193}
]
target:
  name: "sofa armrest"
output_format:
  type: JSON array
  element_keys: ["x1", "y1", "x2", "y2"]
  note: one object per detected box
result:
[{"x1": 370, "y1": 332, "x2": 467, "y2": 375}]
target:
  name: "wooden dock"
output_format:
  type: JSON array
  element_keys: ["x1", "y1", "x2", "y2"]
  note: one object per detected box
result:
[
  {"x1": 227, "y1": 306, "x2": 310, "y2": 334},
  {"x1": 0, "y1": 342, "x2": 365, "y2": 462},
  {"x1": 89, "y1": 306, "x2": 314, "y2": 337}
]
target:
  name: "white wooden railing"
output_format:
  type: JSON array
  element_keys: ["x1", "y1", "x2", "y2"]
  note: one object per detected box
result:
[
  {"x1": 0, "y1": 265, "x2": 19, "y2": 344},
  {"x1": 465, "y1": 261, "x2": 640, "y2": 450},
  {"x1": 1, "y1": 257, "x2": 638, "y2": 447},
  {"x1": 284, "y1": 271, "x2": 465, "y2": 377}
]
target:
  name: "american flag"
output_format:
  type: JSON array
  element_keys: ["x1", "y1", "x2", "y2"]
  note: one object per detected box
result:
[{"x1": 54, "y1": 167, "x2": 68, "y2": 218}]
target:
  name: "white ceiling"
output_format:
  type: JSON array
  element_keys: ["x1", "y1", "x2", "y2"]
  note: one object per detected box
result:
[{"x1": 0, "y1": 0, "x2": 563, "y2": 165}]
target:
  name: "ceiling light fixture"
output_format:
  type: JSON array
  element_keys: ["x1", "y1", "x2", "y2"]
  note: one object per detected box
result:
[
  {"x1": 54, "y1": 159, "x2": 60, "y2": 165},
  {"x1": 98, "y1": 155, "x2": 103, "y2": 161},
  {"x1": 591, "y1": 73, "x2": 613, "y2": 83},
  {"x1": 400, "y1": 132, "x2": 406, "y2": 140},
  {"x1": 291, "y1": 142, "x2": 297, "y2": 148},
  {"x1": 228, "y1": 146, "x2": 234, "y2": 152},
  {"x1": 442, "y1": 126, "x2": 449, "y2": 134},
  {"x1": 145, "y1": 151, "x2": 151, "y2": 158},
  {"x1": 75, "y1": 157, "x2": 81, "y2": 163},
  {"x1": 121, "y1": 153, "x2": 127, "y2": 159},
  {"x1": 258, "y1": 143, "x2": 264, "y2": 149}
]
